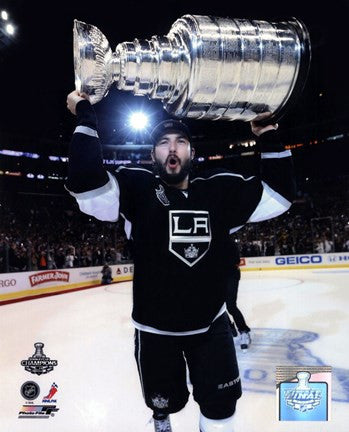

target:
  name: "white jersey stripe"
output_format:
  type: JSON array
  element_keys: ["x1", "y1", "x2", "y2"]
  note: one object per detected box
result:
[
  {"x1": 120, "y1": 212, "x2": 132, "y2": 240},
  {"x1": 136, "y1": 330, "x2": 146, "y2": 399},
  {"x1": 132, "y1": 303, "x2": 227, "y2": 336},
  {"x1": 171, "y1": 236, "x2": 211, "y2": 242},
  {"x1": 67, "y1": 172, "x2": 120, "y2": 222},
  {"x1": 248, "y1": 181, "x2": 291, "y2": 223},
  {"x1": 74, "y1": 125, "x2": 99, "y2": 138},
  {"x1": 229, "y1": 225, "x2": 244, "y2": 234},
  {"x1": 65, "y1": 171, "x2": 114, "y2": 200},
  {"x1": 191, "y1": 172, "x2": 255, "y2": 183},
  {"x1": 116, "y1": 166, "x2": 153, "y2": 174}
]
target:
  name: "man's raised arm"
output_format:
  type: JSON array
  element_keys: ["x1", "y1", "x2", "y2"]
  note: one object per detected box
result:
[
  {"x1": 65, "y1": 90, "x2": 120, "y2": 222},
  {"x1": 247, "y1": 118, "x2": 296, "y2": 223}
]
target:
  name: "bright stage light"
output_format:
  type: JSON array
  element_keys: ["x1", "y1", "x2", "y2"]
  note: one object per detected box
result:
[
  {"x1": 5, "y1": 23, "x2": 15, "y2": 35},
  {"x1": 1, "y1": 10, "x2": 8, "y2": 20},
  {"x1": 129, "y1": 112, "x2": 149, "y2": 130}
]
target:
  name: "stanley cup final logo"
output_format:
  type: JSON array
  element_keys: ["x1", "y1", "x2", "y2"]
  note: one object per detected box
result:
[
  {"x1": 21, "y1": 343, "x2": 58, "y2": 375},
  {"x1": 276, "y1": 366, "x2": 331, "y2": 421},
  {"x1": 284, "y1": 371, "x2": 321, "y2": 412}
]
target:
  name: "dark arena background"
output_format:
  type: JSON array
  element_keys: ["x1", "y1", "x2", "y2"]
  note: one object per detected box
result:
[{"x1": 1, "y1": 1, "x2": 349, "y2": 431}]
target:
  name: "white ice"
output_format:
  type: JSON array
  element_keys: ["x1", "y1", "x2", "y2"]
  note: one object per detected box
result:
[{"x1": 0, "y1": 268, "x2": 348, "y2": 432}]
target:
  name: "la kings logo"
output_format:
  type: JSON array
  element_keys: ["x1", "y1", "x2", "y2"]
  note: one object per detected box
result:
[{"x1": 169, "y1": 210, "x2": 211, "y2": 267}]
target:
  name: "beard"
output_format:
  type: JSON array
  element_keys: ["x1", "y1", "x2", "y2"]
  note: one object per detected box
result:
[{"x1": 153, "y1": 155, "x2": 192, "y2": 186}]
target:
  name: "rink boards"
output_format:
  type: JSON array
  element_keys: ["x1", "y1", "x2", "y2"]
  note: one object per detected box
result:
[{"x1": 0, "y1": 253, "x2": 348, "y2": 305}]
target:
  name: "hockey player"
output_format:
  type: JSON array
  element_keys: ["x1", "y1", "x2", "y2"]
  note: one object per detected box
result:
[
  {"x1": 66, "y1": 90, "x2": 295, "y2": 432},
  {"x1": 101, "y1": 263, "x2": 113, "y2": 285}
]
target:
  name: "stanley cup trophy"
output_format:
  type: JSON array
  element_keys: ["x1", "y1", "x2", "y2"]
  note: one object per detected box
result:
[{"x1": 73, "y1": 15, "x2": 311, "y2": 122}]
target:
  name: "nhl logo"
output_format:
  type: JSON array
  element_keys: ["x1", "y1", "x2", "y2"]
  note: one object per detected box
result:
[{"x1": 169, "y1": 210, "x2": 211, "y2": 267}]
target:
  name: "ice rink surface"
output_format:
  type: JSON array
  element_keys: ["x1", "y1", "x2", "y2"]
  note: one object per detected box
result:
[{"x1": 1, "y1": 268, "x2": 348, "y2": 431}]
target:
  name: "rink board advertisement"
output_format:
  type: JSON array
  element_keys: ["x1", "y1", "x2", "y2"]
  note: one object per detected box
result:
[
  {"x1": 1, "y1": 253, "x2": 348, "y2": 304},
  {"x1": 240, "y1": 252, "x2": 349, "y2": 271},
  {"x1": 0, "y1": 264, "x2": 133, "y2": 304}
]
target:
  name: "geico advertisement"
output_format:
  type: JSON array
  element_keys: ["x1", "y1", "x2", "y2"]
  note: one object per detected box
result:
[
  {"x1": 275, "y1": 254, "x2": 349, "y2": 266},
  {"x1": 275, "y1": 255, "x2": 323, "y2": 266},
  {"x1": 241, "y1": 253, "x2": 349, "y2": 269}
]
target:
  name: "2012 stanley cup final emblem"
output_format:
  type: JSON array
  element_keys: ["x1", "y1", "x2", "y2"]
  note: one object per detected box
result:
[
  {"x1": 169, "y1": 210, "x2": 211, "y2": 267},
  {"x1": 276, "y1": 366, "x2": 331, "y2": 421},
  {"x1": 21, "y1": 343, "x2": 58, "y2": 375},
  {"x1": 284, "y1": 372, "x2": 321, "y2": 412}
]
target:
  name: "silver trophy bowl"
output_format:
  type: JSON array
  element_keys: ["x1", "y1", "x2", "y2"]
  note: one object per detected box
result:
[{"x1": 73, "y1": 15, "x2": 311, "y2": 122}]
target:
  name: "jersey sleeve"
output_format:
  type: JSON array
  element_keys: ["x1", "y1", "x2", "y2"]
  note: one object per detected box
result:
[
  {"x1": 65, "y1": 100, "x2": 120, "y2": 222},
  {"x1": 225, "y1": 129, "x2": 296, "y2": 233},
  {"x1": 112, "y1": 166, "x2": 139, "y2": 223},
  {"x1": 250, "y1": 128, "x2": 296, "y2": 221}
]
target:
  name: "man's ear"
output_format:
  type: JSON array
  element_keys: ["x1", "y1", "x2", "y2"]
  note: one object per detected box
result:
[{"x1": 191, "y1": 146, "x2": 195, "y2": 160}]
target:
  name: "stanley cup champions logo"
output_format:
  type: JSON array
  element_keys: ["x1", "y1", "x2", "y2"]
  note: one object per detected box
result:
[{"x1": 21, "y1": 343, "x2": 58, "y2": 375}]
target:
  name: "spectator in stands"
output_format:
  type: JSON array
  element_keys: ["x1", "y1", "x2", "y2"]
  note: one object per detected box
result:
[
  {"x1": 38, "y1": 251, "x2": 47, "y2": 270},
  {"x1": 65, "y1": 248, "x2": 75, "y2": 268},
  {"x1": 55, "y1": 248, "x2": 65, "y2": 269}
]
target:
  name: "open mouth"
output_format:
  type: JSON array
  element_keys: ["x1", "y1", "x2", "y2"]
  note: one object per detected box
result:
[{"x1": 167, "y1": 156, "x2": 180, "y2": 169}]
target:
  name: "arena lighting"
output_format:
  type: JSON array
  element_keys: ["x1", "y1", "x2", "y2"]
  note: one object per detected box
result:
[
  {"x1": 5, "y1": 23, "x2": 14, "y2": 35},
  {"x1": 0, "y1": 149, "x2": 23, "y2": 156},
  {"x1": 327, "y1": 134, "x2": 344, "y2": 141},
  {"x1": 5, "y1": 171, "x2": 21, "y2": 176},
  {"x1": 208, "y1": 155, "x2": 223, "y2": 160},
  {"x1": 0, "y1": 149, "x2": 40, "y2": 158},
  {"x1": 1, "y1": 10, "x2": 8, "y2": 20},
  {"x1": 129, "y1": 112, "x2": 149, "y2": 130}
]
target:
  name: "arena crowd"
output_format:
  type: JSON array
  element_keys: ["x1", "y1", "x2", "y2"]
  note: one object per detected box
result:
[{"x1": 1, "y1": 176, "x2": 348, "y2": 273}]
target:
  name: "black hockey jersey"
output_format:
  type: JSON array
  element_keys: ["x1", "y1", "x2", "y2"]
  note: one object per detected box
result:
[{"x1": 66, "y1": 100, "x2": 296, "y2": 335}]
